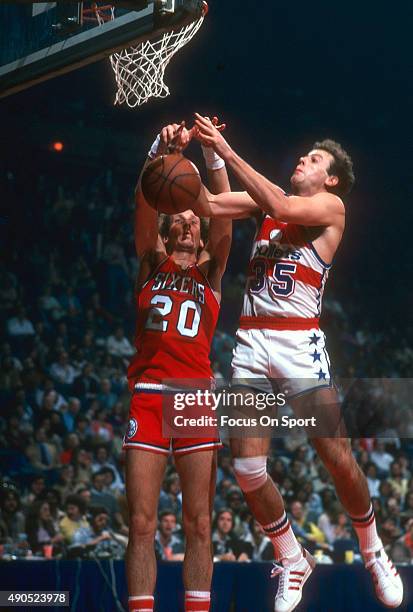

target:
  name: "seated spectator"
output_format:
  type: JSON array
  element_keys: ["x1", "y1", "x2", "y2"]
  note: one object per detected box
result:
[
  {"x1": 60, "y1": 433, "x2": 80, "y2": 465},
  {"x1": 100, "y1": 466, "x2": 125, "y2": 496},
  {"x1": 106, "y1": 326, "x2": 134, "y2": 363},
  {"x1": 371, "y1": 440, "x2": 394, "y2": 476},
  {"x1": 37, "y1": 488, "x2": 65, "y2": 530},
  {"x1": 89, "y1": 470, "x2": 126, "y2": 534},
  {"x1": 289, "y1": 500, "x2": 327, "y2": 553},
  {"x1": 72, "y1": 505, "x2": 126, "y2": 557},
  {"x1": 212, "y1": 509, "x2": 250, "y2": 561},
  {"x1": 73, "y1": 448, "x2": 93, "y2": 485},
  {"x1": 38, "y1": 286, "x2": 65, "y2": 322},
  {"x1": 7, "y1": 306, "x2": 35, "y2": 338},
  {"x1": 0, "y1": 486, "x2": 26, "y2": 544},
  {"x1": 158, "y1": 473, "x2": 182, "y2": 517},
  {"x1": 49, "y1": 351, "x2": 77, "y2": 392},
  {"x1": 155, "y1": 511, "x2": 184, "y2": 561},
  {"x1": 25, "y1": 427, "x2": 60, "y2": 476},
  {"x1": 25, "y1": 500, "x2": 64, "y2": 555},
  {"x1": 75, "y1": 415, "x2": 93, "y2": 449},
  {"x1": 388, "y1": 460, "x2": 408, "y2": 502},
  {"x1": 61, "y1": 398, "x2": 81, "y2": 434},
  {"x1": 365, "y1": 461, "x2": 381, "y2": 498},
  {"x1": 21, "y1": 476, "x2": 46, "y2": 507},
  {"x1": 225, "y1": 486, "x2": 245, "y2": 537},
  {"x1": 97, "y1": 378, "x2": 118, "y2": 411},
  {"x1": 36, "y1": 382, "x2": 66, "y2": 414},
  {"x1": 58, "y1": 285, "x2": 81, "y2": 319},
  {"x1": 245, "y1": 519, "x2": 273, "y2": 561},
  {"x1": 72, "y1": 363, "x2": 99, "y2": 407},
  {"x1": 90, "y1": 408, "x2": 114, "y2": 443},
  {"x1": 59, "y1": 494, "x2": 90, "y2": 544},
  {"x1": 55, "y1": 465, "x2": 77, "y2": 503}
]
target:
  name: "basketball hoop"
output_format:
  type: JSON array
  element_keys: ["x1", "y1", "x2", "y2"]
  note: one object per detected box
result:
[{"x1": 110, "y1": 1, "x2": 208, "y2": 107}]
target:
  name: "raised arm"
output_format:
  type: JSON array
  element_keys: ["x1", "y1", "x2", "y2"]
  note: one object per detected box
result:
[
  {"x1": 194, "y1": 113, "x2": 345, "y2": 227},
  {"x1": 197, "y1": 161, "x2": 232, "y2": 283},
  {"x1": 134, "y1": 123, "x2": 192, "y2": 259}
]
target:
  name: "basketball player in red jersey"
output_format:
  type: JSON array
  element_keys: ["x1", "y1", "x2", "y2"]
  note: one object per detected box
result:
[
  {"x1": 125, "y1": 120, "x2": 231, "y2": 612},
  {"x1": 193, "y1": 114, "x2": 403, "y2": 611}
]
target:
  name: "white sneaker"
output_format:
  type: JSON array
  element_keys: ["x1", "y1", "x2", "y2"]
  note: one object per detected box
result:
[
  {"x1": 271, "y1": 548, "x2": 316, "y2": 612},
  {"x1": 365, "y1": 548, "x2": 403, "y2": 608}
]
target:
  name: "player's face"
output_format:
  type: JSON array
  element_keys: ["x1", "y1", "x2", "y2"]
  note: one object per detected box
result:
[
  {"x1": 167, "y1": 210, "x2": 202, "y2": 253},
  {"x1": 290, "y1": 149, "x2": 337, "y2": 194}
]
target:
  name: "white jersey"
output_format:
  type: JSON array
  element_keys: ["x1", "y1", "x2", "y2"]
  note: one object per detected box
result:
[{"x1": 240, "y1": 215, "x2": 331, "y2": 329}]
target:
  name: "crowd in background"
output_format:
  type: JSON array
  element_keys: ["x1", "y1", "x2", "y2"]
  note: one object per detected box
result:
[{"x1": 1, "y1": 170, "x2": 413, "y2": 564}]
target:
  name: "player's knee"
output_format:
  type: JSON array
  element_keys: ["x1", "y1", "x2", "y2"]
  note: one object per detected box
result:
[
  {"x1": 129, "y1": 511, "x2": 157, "y2": 540},
  {"x1": 183, "y1": 513, "x2": 211, "y2": 543},
  {"x1": 233, "y1": 456, "x2": 268, "y2": 493}
]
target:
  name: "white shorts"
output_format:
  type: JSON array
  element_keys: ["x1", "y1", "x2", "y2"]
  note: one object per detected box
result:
[{"x1": 231, "y1": 327, "x2": 333, "y2": 398}]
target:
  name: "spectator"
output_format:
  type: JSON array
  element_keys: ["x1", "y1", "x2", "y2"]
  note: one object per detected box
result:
[
  {"x1": 212, "y1": 509, "x2": 250, "y2": 561},
  {"x1": 59, "y1": 494, "x2": 89, "y2": 545},
  {"x1": 155, "y1": 511, "x2": 184, "y2": 561},
  {"x1": 371, "y1": 440, "x2": 395, "y2": 476},
  {"x1": 89, "y1": 470, "x2": 126, "y2": 533},
  {"x1": 25, "y1": 500, "x2": 64, "y2": 555},
  {"x1": 49, "y1": 352, "x2": 77, "y2": 391},
  {"x1": 0, "y1": 487, "x2": 26, "y2": 543},
  {"x1": 388, "y1": 461, "x2": 408, "y2": 502},
  {"x1": 21, "y1": 476, "x2": 46, "y2": 506},
  {"x1": 365, "y1": 461, "x2": 381, "y2": 498},
  {"x1": 289, "y1": 500, "x2": 327, "y2": 553},
  {"x1": 7, "y1": 306, "x2": 35, "y2": 338},
  {"x1": 72, "y1": 363, "x2": 99, "y2": 407},
  {"x1": 61, "y1": 399, "x2": 81, "y2": 434},
  {"x1": 73, "y1": 448, "x2": 93, "y2": 486},
  {"x1": 72, "y1": 506, "x2": 126, "y2": 557},
  {"x1": 25, "y1": 427, "x2": 60, "y2": 476},
  {"x1": 97, "y1": 378, "x2": 118, "y2": 411},
  {"x1": 159, "y1": 473, "x2": 182, "y2": 517},
  {"x1": 38, "y1": 286, "x2": 65, "y2": 321},
  {"x1": 106, "y1": 326, "x2": 134, "y2": 361},
  {"x1": 90, "y1": 408, "x2": 114, "y2": 443},
  {"x1": 246, "y1": 519, "x2": 273, "y2": 561}
]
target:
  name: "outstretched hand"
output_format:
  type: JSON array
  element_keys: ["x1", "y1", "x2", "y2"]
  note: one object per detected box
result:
[
  {"x1": 194, "y1": 113, "x2": 231, "y2": 158},
  {"x1": 158, "y1": 121, "x2": 193, "y2": 155}
]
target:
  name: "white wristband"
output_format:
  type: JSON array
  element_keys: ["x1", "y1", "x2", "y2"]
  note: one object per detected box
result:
[
  {"x1": 148, "y1": 134, "x2": 161, "y2": 159},
  {"x1": 201, "y1": 144, "x2": 225, "y2": 170}
]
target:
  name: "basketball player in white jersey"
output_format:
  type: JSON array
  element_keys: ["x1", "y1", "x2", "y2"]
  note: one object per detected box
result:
[{"x1": 193, "y1": 113, "x2": 403, "y2": 611}]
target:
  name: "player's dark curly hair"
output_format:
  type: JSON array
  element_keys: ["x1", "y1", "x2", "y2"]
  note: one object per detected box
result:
[
  {"x1": 158, "y1": 214, "x2": 209, "y2": 251},
  {"x1": 312, "y1": 139, "x2": 355, "y2": 197}
]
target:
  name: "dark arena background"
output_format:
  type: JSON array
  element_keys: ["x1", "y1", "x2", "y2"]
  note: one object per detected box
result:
[{"x1": 1, "y1": 1, "x2": 413, "y2": 611}]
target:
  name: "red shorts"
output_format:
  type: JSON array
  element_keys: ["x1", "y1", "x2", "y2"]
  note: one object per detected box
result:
[{"x1": 123, "y1": 390, "x2": 222, "y2": 456}]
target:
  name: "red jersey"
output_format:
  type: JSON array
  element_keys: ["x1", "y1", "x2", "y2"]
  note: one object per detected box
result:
[{"x1": 127, "y1": 256, "x2": 220, "y2": 387}]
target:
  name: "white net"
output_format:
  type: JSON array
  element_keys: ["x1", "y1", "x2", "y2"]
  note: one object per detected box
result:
[{"x1": 110, "y1": 7, "x2": 206, "y2": 108}]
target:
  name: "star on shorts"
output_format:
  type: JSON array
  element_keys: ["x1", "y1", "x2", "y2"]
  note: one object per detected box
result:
[
  {"x1": 317, "y1": 368, "x2": 327, "y2": 381},
  {"x1": 311, "y1": 349, "x2": 321, "y2": 363},
  {"x1": 309, "y1": 333, "x2": 320, "y2": 346}
]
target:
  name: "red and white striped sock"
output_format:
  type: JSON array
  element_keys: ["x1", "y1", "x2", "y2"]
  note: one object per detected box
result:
[
  {"x1": 128, "y1": 595, "x2": 154, "y2": 612},
  {"x1": 350, "y1": 503, "x2": 382, "y2": 558},
  {"x1": 185, "y1": 590, "x2": 211, "y2": 611},
  {"x1": 262, "y1": 511, "x2": 302, "y2": 565}
]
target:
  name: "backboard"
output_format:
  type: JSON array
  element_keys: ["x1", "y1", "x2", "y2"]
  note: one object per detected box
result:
[{"x1": 0, "y1": 1, "x2": 205, "y2": 99}]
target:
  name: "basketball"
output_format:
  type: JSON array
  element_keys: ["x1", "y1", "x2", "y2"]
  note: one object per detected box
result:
[{"x1": 141, "y1": 153, "x2": 202, "y2": 214}]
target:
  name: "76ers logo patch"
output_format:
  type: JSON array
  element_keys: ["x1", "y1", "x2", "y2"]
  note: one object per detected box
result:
[{"x1": 126, "y1": 418, "x2": 138, "y2": 439}]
